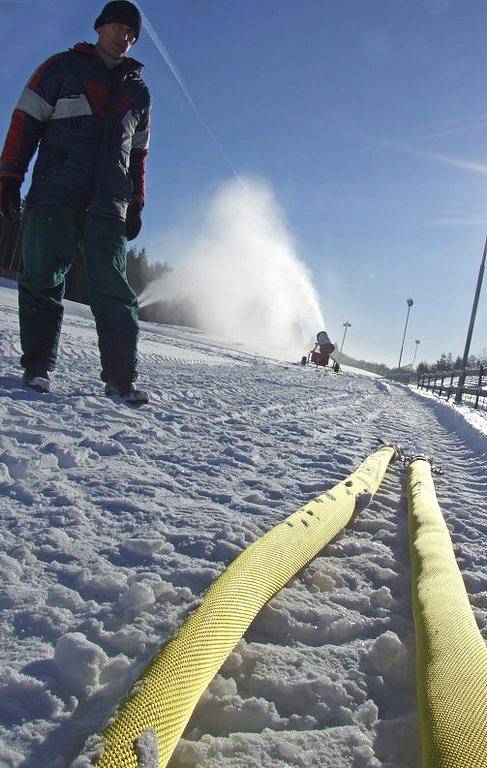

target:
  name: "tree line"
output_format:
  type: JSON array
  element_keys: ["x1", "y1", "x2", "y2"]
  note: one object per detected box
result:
[
  {"x1": 416, "y1": 351, "x2": 486, "y2": 377},
  {"x1": 340, "y1": 351, "x2": 486, "y2": 379},
  {"x1": 338, "y1": 351, "x2": 390, "y2": 376}
]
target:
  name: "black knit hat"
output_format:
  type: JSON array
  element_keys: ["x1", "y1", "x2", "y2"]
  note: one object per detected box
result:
[{"x1": 94, "y1": 1, "x2": 141, "y2": 41}]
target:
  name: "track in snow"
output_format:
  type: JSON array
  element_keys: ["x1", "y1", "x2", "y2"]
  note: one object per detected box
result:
[{"x1": 0, "y1": 281, "x2": 485, "y2": 768}]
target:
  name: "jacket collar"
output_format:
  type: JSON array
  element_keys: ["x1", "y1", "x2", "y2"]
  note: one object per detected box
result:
[{"x1": 73, "y1": 42, "x2": 143, "y2": 73}]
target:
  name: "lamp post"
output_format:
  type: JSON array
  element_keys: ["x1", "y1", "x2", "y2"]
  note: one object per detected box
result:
[
  {"x1": 455, "y1": 236, "x2": 486, "y2": 403},
  {"x1": 398, "y1": 298, "x2": 414, "y2": 369},
  {"x1": 412, "y1": 339, "x2": 420, "y2": 368},
  {"x1": 340, "y1": 321, "x2": 351, "y2": 358}
]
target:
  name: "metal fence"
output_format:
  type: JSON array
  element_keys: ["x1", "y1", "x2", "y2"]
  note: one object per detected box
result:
[{"x1": 417, "y1": 367, "x2": 487, "y2": 410}]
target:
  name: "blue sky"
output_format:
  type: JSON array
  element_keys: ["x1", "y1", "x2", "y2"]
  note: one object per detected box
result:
[{"x1": 1, "y1": 0, "x2": 487, "y2": 366}]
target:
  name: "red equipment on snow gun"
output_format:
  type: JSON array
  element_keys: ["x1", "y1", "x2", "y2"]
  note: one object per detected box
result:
[{"x1": 301, "y1": 331, "x2": 341, "y2": 372}]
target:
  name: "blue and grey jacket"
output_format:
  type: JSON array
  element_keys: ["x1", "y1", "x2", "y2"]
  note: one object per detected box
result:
[{"x1": 0, "y1": 42, "x2": 150, "y2": 220}]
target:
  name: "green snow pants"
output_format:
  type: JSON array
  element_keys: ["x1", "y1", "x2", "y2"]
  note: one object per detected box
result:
[{"x1": 19, "y1": 205, "x2": 139, "y2": 384}]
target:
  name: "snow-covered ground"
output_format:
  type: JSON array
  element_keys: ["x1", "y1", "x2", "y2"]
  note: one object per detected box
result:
[{"x1": 0, "y1": 278, "x2": 485, "y2": 768}]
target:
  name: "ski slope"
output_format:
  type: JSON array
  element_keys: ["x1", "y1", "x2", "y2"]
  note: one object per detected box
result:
[{"x1": 0, "y1": 278, "x2": 485, "y2": 768}]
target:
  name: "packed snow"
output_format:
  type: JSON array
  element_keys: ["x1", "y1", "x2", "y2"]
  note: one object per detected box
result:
[{"x1": 0, "y1": 278, "x2": 485, "y2": 768}]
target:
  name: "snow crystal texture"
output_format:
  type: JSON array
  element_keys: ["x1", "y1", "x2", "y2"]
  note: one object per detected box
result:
[{"x1": 0, "y1": 278, "x2": 485, "y2": 768}]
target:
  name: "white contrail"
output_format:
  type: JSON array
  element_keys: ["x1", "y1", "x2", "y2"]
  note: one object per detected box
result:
[
  {"x1": 426, "y1": 112, "x2": 487, "y2": 128},
  {"x1": 394, "y1": 145, "x2": 487, "y2": 176},
  {"x1": 427, "y1": 216, "x2": 487, "y2": 227},
  {"x1": 312, "y1": 115, "x2": 487, "y2": 163},
  {"x1": 394, "y1": 119, "x2": 487, "y2": 146},
  {"x1": 364, "y1": 117, "x2": 487, "y2": 156},
  {"x1": 134, "y1": 1, "x2": 246, "y2": 189}
]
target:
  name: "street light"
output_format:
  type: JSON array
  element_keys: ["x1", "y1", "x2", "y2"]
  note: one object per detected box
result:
[
  {"x1": 398, "y1": 298, "x2": 414, "y2": 369},
  {"x1": 340, "y1": 321, "x2": 352, "y2": 358},
  {"x1": 412, "y1": 339, "x2": 420, "y2": 368}
]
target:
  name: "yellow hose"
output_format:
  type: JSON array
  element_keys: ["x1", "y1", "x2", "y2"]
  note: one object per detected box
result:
[
  {"x1": 92, "y1": 445, "x2": 396, "y2": 768},
  {"x1": 407, "y1": 458, "x2": 487, "y2": 768}
]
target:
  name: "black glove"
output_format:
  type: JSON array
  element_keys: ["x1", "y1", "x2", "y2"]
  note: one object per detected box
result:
[
  {"x1": 0, "y1": 177, "x2": 21, "y2": 221},
  {"x1": 126, "y1": 203, "x2": 143, "y2": 241}
]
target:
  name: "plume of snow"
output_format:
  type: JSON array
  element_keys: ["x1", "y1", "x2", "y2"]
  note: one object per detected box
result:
[{"x1": 139, "y1": 177, "x2": 324, "y2": 350}]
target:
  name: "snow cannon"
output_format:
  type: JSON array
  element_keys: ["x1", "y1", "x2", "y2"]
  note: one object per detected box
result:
[{"x1": 302, "y1": 330, "x2": 340, "y2": 372}]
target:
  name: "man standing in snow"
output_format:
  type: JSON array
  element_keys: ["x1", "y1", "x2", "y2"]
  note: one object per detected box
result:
[{"x1": 0, "y1": 1, "x2": 150, "y2": 404}]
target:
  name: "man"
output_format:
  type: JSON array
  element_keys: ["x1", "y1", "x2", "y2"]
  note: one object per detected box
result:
[{"x1": 0, "y1": 1, "x2": 151, "y2": 404}]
